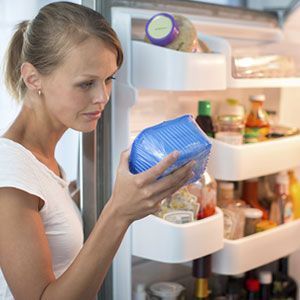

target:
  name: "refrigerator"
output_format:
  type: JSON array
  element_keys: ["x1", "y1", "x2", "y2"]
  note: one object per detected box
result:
[{"x1": 80, "y1": 0, "x2": 300, "y2": 299}]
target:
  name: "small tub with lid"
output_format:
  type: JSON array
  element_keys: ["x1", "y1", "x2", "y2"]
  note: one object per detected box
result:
[{"x1": 147, "y1": 282, "x2": 186, "y2": 300}]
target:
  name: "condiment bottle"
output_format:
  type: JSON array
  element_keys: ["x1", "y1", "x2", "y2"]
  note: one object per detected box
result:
[
  {"x1": 187, "y1": 171, "x2": 217, "y2": 220},
  {"x1": 245, "y1": 94, "x2": 270, "y2": 143},
  {"x1": 242, "y1": 178, "x2": 268, "y2": 219},
  {"x1": 258, "y1": 271, "x2": 272, "y2": 300},
  {"x1": 270, "y1": 171, "x2": 294, "y2": 224},
  {"x1": 216, "y1": 98, "x2": 245, "y2": 134},
  {"x1": 195, "y1": 100, "x2": 214, "y2": 138}
]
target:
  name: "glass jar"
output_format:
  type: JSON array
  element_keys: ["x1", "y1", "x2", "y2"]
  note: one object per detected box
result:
[
  {"x1": 245, "y1": 94, "x2": 270, "y2": 143},
  {"x1": 187, "y1": 171, "x2": 217, "y2": 220},
  {"x1": 244, "y1": 208, "x2": 263, "y2": 236}
]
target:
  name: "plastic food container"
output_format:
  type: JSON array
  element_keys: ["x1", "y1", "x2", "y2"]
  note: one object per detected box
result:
[
  {"x1": 129, "y1": 115, "x2": 212, "y2": 184},
  {"x1": 147, "y1": 282, "x2": 186, "y2": 300}
]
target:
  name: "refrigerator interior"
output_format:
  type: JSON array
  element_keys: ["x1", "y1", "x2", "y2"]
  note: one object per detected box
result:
[{"x1": 110, "y1": 3, "x2": 300, "y2": 299}]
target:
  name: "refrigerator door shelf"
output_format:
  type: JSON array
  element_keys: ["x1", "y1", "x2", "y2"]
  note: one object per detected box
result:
[
  {"x1": 207, "y1": 134, "x2": 300, "y2": 181},
  {"x1": 212, "y1": 219, "x2": 300, "y2": 275},
  {"x1": 201, "y1": 34, "x2": 300, "y2": 88},
  {"x1": 131, "y1": 207, "x2": 223, "y2": 263},
  {"x1": 131, "y1": 40, "x2": 226, "y2": 91}
]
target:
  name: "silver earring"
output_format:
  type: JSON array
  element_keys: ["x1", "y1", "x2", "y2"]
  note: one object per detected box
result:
[{"x1": 38, "y1": 89, "x2": 42, "y2": 96}]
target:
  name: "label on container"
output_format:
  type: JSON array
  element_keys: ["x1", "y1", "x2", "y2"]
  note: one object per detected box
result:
[
  {"x1": 244, "y1": 126, "x2": 269, "y2": 143},
  {"x1": 147, "y1": 15, "x2": 173, "y2": 39},
  {"x1": 163, "y1": 210, "x2": 194, "y2": 224}
]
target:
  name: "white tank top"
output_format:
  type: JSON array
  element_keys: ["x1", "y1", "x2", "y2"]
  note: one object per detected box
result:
[{"x1": 0, "y1": 138, "x2": 84, "y2": 299}]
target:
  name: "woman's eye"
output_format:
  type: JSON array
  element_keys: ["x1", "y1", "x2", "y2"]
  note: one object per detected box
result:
[
  {"x1": 105, "y1": 76, "x2": 116, "y2": 84},
  {"x1": 80, "y1": 81, "x2": 95, "y2": 89}
]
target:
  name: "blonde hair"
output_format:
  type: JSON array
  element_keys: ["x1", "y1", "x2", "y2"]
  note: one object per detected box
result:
[{"x1": 4, "y1": 1, "x2": 123, "y2": 101}]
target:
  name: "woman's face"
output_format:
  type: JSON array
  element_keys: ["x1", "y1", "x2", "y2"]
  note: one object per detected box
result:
[{"x1": 40, "y1": 37, "x2": 118, "y2": 132}]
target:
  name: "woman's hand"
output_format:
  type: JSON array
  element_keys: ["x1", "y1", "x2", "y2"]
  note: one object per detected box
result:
[{"x1": 109, "y1": 149, "x2": 195, "y2": 224}]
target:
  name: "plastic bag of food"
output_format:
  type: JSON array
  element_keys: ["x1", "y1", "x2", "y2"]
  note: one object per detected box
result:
[{"x1": 129, "y1": 115, "x2": 212, "y2": 184}]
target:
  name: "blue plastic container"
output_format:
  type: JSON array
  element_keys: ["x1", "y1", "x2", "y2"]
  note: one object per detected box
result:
[{"x1": 129, "y1": 115, "x2": 212, "y2": 184}]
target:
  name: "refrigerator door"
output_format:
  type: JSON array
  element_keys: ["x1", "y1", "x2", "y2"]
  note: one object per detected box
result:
[{"x1": 81, "y1": 1, "x2": 300, "y2": 299}]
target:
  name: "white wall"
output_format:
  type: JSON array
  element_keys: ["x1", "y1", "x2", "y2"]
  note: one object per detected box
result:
[{"x1": 0, "y1": 0, "x2": 81, "y2": 181}]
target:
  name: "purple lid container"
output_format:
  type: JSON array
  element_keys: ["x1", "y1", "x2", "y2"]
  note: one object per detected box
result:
[{"x1": 145, "y1": 13, "x2": 179, "y2": 46}]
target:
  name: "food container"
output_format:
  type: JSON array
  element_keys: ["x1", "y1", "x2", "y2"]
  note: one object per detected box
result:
[
  {"x1": 147, "y1": 282, "x2": 186, "y2": 300},
  {"x1": 129, "y1": 115, "x2": 212, "y2": 185}
]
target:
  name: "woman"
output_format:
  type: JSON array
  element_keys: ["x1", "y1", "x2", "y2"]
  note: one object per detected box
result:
[{"x1": 0, "y1": 2, "x2": 195, "y2": 299}]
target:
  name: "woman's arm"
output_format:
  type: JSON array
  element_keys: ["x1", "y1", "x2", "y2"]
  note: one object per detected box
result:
[{"x1": 0, "y1": 150, "x2": 194, "y2": 300}]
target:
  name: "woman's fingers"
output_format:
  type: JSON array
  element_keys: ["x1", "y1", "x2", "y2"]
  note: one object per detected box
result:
[
  {"x1": 139, "y1": 161, "x2": 196, "y2": 214},
  {"x1": 118, "y1": 149, "x2": 130, "y2": 169},
  {"x1": 150, "y1": 160, "x2": 195, "y2": 195},
  {"x1": 136, "y1": 151, "x2": 180, "y2": 185}
]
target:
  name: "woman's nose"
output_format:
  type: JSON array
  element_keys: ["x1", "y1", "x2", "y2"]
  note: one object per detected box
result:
[{"x1": 93, "y1": 83, "x2": 110, "y2": 104}]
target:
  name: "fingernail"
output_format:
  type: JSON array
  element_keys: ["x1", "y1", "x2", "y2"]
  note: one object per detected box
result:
[{"x1": 172, "y1": 150, "x2": 179, "y2": 159}]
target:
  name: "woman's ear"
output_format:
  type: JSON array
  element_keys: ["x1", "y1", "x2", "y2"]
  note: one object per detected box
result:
[{"x1": 20, "y1": 62, "x2": 42, "y2": 92}]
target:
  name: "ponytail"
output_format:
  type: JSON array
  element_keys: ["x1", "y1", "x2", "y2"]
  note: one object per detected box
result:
[{"x1": 4, "y1": 20, "x2": 29, "y2": 101}]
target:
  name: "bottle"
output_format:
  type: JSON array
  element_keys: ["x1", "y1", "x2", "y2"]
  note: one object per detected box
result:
[
  {"x1": 216, "y1": 98, "x2": 245, "y2": 134},
  {"x1": 245, "y1": 94, "x2": 270, "y2": 143},
  {"x1": 258, "y1": 176, "x2": 275, "y2": 211},
  {"x1": 218, "y1": 181, "x2": 246, "y2": 239},
  {"x1": 289, "y1": 168, "x2": 300, "y2": 219},
  {"x1": 195, "y1": 100, "x2": 214, "y2": 137},
  {"x1": 133, "y1": 283, "x2": 147, "y2": 300},
  {"x1": 242, "y1": 178, "x2": 269, "y2": 219},
  {"x1": 218, "y1": 181, "x2": 235, "y2": 208},
  {"x1": 245, "y1": 278, "x2": 260, "y2": 300},
  {"x1": 272, "y1": 257, "x2": 298, "y2": 300},
  {"x1": 226, "y1": 273, "x2": 247, "y2": 300},
  {"x1": 270, "y1": 171, "x2": 294, "y2": 225},
  {"x1": 187, "y1": 171, "x2": 217, "y2": 220},
  {"x1": 244, "y1": 208, "x2": 263, "y2": 236},
  {"x1": 193, "y1": 255, "x2": 211, "y2": 300},
  {"x1": 258, "y1": 271, "x2": 272, "y2": 300}
]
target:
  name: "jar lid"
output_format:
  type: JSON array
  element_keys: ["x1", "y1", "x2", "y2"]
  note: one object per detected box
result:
[
  {"x1": 145, "y1": 13, "x2": 179, "y2": 46},
  {"x1": 218, "y1": 99, "x2": 245, "y2": 118},
  {"x1": 244, "y1": 208, "x2": 263, "y2": 219},
  {"x1": 249, "y1": 94, "x2": 266, "y2": 102},
  {"x1": 148, "y1": 282, "x2": 185, "y2": 297},
  {"x1": 259, "y1": 271, "x2": 272, "y2": 284}
]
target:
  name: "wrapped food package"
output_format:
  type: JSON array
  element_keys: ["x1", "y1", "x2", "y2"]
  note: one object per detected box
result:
[{"x1": 129, "y1": 115, "x2": 212, "y2": 185}]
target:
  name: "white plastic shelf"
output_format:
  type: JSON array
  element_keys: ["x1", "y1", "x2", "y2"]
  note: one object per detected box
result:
[
  {"x1": 131, "y1": 208, "x2": 223, "y2": 263},
  {"x1": 207, "y1": 135, "x2": 300, "y2": 181},
  {"x1": 212, "y1": 220, "x2": 300, "y2": 275},
  {"x1": 200, "y1": 34, "x2": 300, "y2": 88},
  {"x1": 131, "y1": 41, "x2": 226, "y2": 91}
]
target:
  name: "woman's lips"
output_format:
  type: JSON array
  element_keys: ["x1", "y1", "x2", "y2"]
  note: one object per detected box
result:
[{"x1": 83, "y1": 111, "x2": 102, "y2": 120}]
